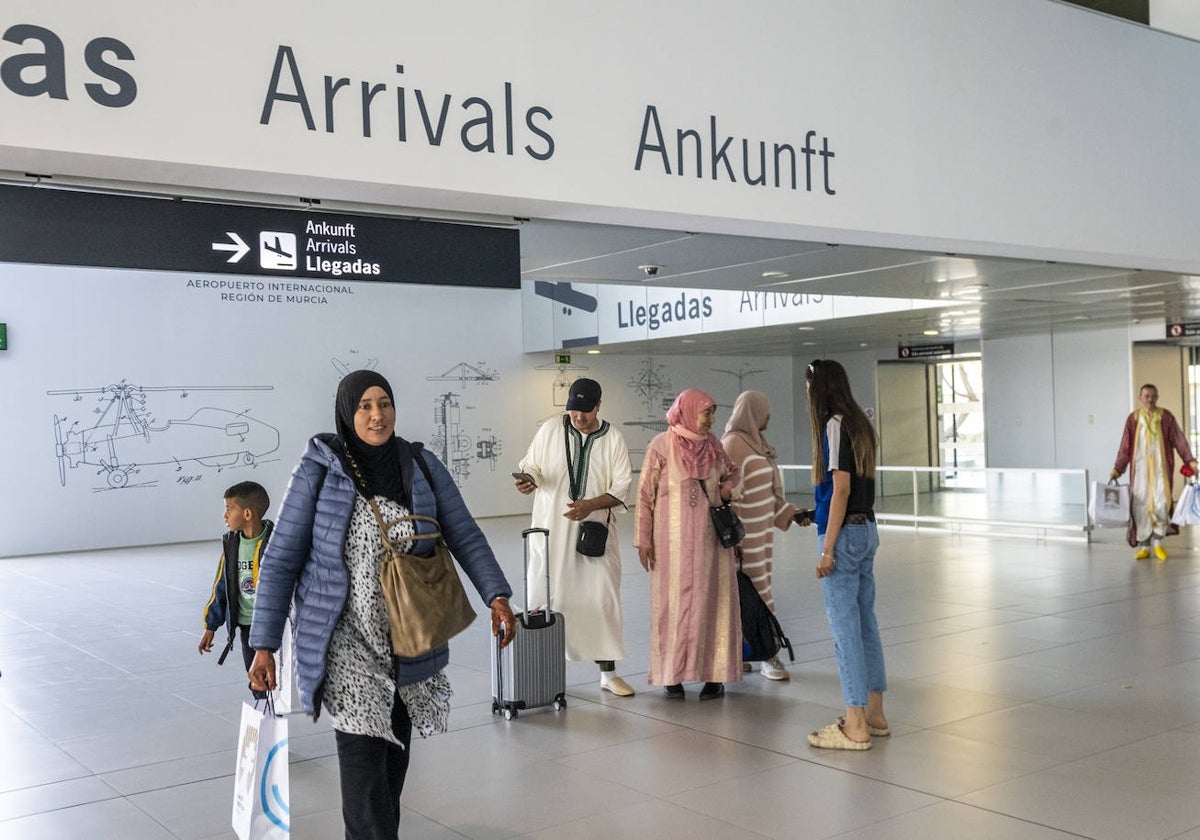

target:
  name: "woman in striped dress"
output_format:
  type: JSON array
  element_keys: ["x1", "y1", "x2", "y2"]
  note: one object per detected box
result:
[{"x1": 722, "y1": 390, "x2": 802, "y2": 681}]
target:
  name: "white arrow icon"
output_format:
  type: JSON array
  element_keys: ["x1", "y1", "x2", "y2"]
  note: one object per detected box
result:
[{"x1": 212, "y1": 232, "x2": 250, "y2": 263}]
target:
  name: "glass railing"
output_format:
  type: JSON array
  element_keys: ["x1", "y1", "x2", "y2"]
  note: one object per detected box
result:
[{"x1": 779, "y1": 465, "x2": 1091, "y2": 541}]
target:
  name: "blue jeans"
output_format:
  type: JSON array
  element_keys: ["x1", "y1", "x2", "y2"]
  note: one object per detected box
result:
[{"x1": 819, "y1": 522, "x2": 886, "y2": 708}]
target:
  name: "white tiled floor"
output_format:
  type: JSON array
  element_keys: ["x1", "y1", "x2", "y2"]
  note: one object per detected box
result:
[{"x1": 3, "y1": 517, "x2": 1200, "y2": 839}]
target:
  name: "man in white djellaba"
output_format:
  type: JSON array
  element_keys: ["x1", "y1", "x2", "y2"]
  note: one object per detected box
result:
[{"x1": 513, "y1": 378, "x2": 636, "y2": 696}]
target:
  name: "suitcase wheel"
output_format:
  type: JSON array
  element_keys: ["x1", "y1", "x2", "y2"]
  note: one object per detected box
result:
[
  {"x1": 553, "y1": 694, "x2": 566, "y2": 711},
  {"x1": 503, "y1": 707, "x2": 516, "y2": 721}
]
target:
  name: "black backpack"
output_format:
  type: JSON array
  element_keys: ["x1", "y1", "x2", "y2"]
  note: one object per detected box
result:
[{"x1": 738, "y1": 567, "x2": 794, "y2": 663}]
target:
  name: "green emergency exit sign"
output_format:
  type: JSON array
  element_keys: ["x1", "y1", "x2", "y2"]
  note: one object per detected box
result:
[
  {"x1": 0, "y1": 323, "x2": 6, "y2": 351},
  {"x1": 555, "y1": 353, "x2": 570, "y2": 364}
]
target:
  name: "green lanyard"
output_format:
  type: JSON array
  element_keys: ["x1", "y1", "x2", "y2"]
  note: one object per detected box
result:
[{"x1": 563, "y1": 414, "x2": 609, "y2": 501}]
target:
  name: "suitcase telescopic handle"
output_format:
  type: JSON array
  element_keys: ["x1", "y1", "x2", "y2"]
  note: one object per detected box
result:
[
  {"x1": 495, "y1": 617, "x2": 505, "y2": 703},
  {"x1": 521, "y1": 527, "x2": 551, "y2": 627}
]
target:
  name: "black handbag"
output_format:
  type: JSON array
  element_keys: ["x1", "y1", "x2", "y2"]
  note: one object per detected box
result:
[
  {"x1": 701, "y1": 479, "x2": 745, "y2": 548},
  {"x1": 576, "y1": 519, "x2": 609, "y2": 557}
]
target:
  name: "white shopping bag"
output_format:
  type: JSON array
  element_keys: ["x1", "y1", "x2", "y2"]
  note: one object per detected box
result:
[
  {"x1": 1090, "y1": 481, "x2": 1130, "y2": 528},
  {"x1": 1172, "y1": 482, "x2": 1200, "y2": 526},
  {"x1": 232, "y1": 697, "x2": 290, "y2": 840},
  {"x1": 273, "y1": 615, "x2": 301, "y2": 715}
]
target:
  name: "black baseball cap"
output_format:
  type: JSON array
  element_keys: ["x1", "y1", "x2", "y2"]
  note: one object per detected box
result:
[{"x1": 566, "y1": 378, "x2": 602, "y2": 412}]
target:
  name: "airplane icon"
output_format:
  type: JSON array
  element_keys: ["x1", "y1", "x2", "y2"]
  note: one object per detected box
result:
[{"x1": 259, "y1": 231, "x2": 297, "y2": 270}]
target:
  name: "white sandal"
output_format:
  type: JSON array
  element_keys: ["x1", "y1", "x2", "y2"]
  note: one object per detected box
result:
[{"x1": 808, "y1": 722, "x2": 871, "y2": 750}]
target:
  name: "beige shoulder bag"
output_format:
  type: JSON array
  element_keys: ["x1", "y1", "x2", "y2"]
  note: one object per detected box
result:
[{"x1": 367, "y1": 500, "x2": 477, "y2": 658}]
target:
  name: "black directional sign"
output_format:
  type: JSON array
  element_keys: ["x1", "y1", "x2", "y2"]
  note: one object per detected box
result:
[
  {"x1": 1167, "y1": 322, "x2": 1200, "y2": 338},
  {"x1": 899, "y1": 342, "x2": 955, "y2": 359},
  {"x1": 0, "y1": 184, "x2": 518, "y2": 288}
]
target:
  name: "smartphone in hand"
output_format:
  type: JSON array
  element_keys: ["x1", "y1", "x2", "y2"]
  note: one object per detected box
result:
[{"x1": 512, "y1": 471, "x2": 537, "y2": 488}]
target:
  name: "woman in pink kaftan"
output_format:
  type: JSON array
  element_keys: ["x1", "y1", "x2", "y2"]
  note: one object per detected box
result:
[{"x1": 635, "y1": 389, "x2": 742, "y2": 700}]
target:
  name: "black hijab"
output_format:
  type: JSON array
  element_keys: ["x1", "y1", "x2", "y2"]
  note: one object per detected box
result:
[{"x1": 334, "y1": 369, "x2": 412, "y2": 506}]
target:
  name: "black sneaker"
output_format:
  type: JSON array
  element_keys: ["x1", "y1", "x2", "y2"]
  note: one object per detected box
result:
[
  {"x1": 663, "y1": 683, "x2": 685, "y2": 699},
  {"x1": 698, "y1": 682, "x2": 724, "y2": 700}
]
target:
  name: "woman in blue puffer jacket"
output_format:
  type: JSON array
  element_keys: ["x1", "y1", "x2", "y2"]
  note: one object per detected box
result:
[{"x1": 249, "y1": 369, "x2": 516, "y2": 840}]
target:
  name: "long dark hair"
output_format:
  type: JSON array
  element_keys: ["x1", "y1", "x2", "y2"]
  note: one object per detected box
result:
[{"x1": 806, "y1": 358, "x2": 877, "y2": 481}]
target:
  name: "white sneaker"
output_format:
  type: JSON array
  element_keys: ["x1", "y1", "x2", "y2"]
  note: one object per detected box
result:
[{"x1": 760, "y1": 656, "x2": 789, "y2": 681}]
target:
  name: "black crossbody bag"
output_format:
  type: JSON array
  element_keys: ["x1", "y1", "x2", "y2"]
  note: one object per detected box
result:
[{"x1": 701, "y1": 479, "x2": 745, "y2": 548}]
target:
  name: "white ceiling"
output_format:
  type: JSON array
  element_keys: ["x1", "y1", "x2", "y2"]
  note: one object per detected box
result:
[{"x1": 519, "y1": 218, "x2": 1200, "y2": 357}]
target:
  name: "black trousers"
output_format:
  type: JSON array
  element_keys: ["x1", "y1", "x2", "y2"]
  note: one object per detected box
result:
[
  {"x1": 236, "y1": 625, "x2": 267, "y2": 700},
  {"x1": 334, "y1": 692, "x2": 413, "y2": 840}
]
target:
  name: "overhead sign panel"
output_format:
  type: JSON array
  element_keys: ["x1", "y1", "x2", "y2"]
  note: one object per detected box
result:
[
  {"x1": 0, "y1": 185, "x2": 518, "y2": 288},
  {"x1": 0, "y1": 3, "x2": 1195, "y2": 273},
  {"x1": 521, "y1": 281, "x2": 949, "y2": 351},
  {"x1": 899, "y1": 342, "x2": 955, "y2": 359},
  {"x1": 1167, "y1": 322, "x2": 1200, "y2": 338}
]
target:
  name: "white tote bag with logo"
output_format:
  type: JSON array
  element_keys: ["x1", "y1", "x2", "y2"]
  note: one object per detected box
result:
[
  {"x1": 232, "y1": 696, "x2": 290, "y2": 840},
  {"x1": 1090, "y1": 481, "x2": 1129, "y2": 529}
]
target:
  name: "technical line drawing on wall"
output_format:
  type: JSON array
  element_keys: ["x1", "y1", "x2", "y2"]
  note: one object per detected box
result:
[
  {"x1": 427, "y1": 361, "x2": 499, "y2": 387},
  {"x1": 332, "y1": 351, "x2": 379, "y2": 377},
  {"x1": 627, "y1": 358, "x2": 673, "y2": 415},
  {"x1": 711, "y1": 365, "x2": 767, "y2": 392},
  {"x1": 425, "y1": 362, "x2": 501, "y2": 487},
  {"x1": 429, "y1": 392, "x2": 502, "y2": 486},
  {"x1": 476, "y1": 427, "x2": 502, "y2": 472},
  {"x1": 535, "y1": 359, "x2": 590, "y2": 407},
  {"x1": 620, "y1": 359, "x2": 676, "y2": 474},
  {"x1": 48, "y1": 381, "x2": 279, "y2": 490},
  {"x1": 623, "y1": 404, "x2": 672, "y2": 474}
]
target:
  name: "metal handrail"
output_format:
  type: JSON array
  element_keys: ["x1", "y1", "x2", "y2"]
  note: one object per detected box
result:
[{"x1": 777, "y1": 464, "x2": 1092, "y2": 542}]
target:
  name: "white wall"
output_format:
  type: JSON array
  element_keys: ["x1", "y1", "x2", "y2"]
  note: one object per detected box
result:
[
  {"x1": 984, "y1": 327, "x2": 1131, "y2": 476},
  {"x1": 1050, "y1": 327, "x2": 1132, "y2": 477},
  {"x1": 983, "y1": 334, "x2": 1057, "y2": 468}
]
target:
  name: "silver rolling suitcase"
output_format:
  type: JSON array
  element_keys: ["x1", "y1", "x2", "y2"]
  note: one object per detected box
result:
[{"x1": 491, "y1": 527, "x2": 567, "y2": 720}]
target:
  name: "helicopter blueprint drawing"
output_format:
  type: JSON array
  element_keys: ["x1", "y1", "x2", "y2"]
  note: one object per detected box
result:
[{"x1": 49, "y1": 381, "x2": 279, "y2": 489}]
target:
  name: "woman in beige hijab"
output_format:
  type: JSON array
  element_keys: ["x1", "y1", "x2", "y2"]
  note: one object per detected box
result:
[{"x1": 722, "y1": 390, "x2": 802, "y2": 680}]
